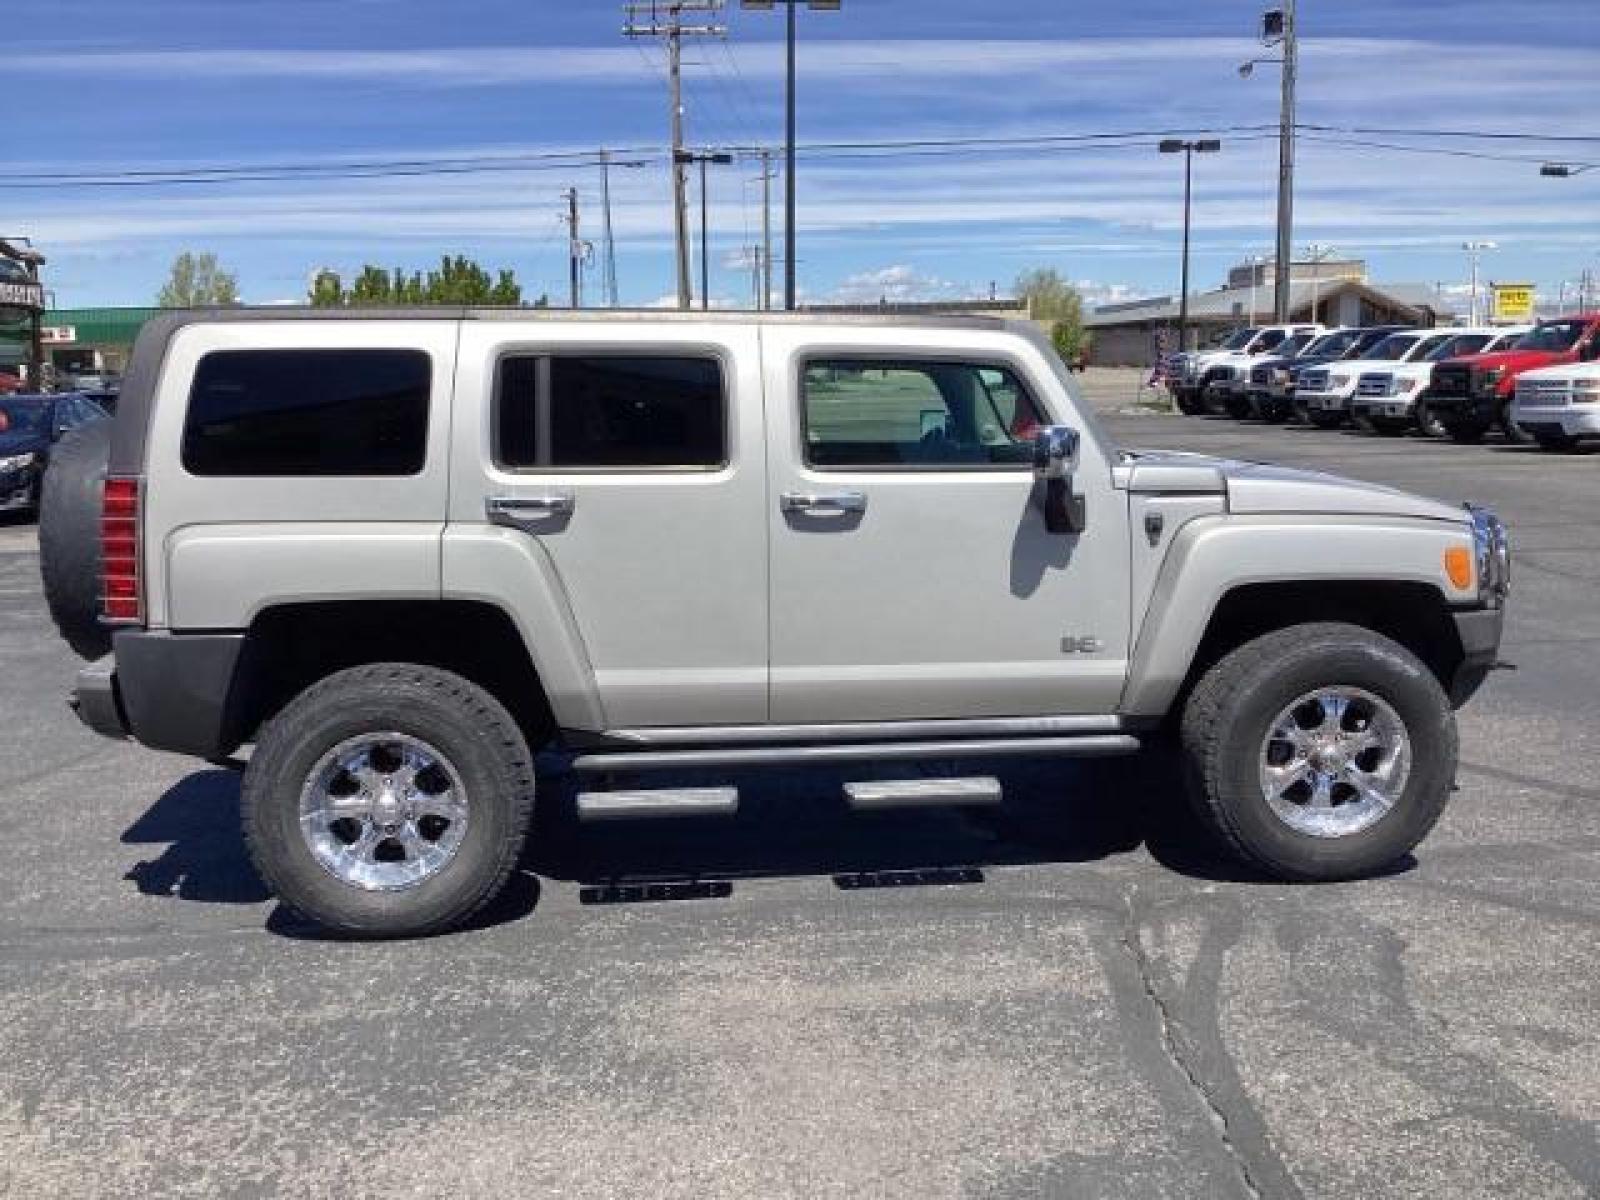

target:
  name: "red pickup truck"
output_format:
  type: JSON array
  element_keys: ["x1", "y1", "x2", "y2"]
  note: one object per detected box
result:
[{"x1": 1426, "y1": 314, "x2": 1600, "y2": 442}]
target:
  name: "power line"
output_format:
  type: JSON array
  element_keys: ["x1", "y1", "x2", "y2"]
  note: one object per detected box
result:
[
  {"x1": 1298, "y1": 123, "x2": 1600, "y2": 145},
  {"x1": 7, "y1": 122, "x2": 1595, "y2": 191}
]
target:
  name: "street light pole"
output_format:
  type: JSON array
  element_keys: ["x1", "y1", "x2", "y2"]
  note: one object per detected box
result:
[
  {"x1": 1463, "y1": 241, "x2": 1497, "y2": 325},
  {"x1": 1159, "y1": 139, "x2": 1221, "y2": 352},
  {"x1": 1239, "y1": 5, "x2": 1296, "y2": 322},
  {"x1": 741, "y1": 0, "x2": 840, "y2": 311},
  {"x1": 677, "y1": 149, "x2": 733, "y2": 309}
]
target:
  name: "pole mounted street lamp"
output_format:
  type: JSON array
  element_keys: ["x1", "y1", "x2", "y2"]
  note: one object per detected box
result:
[
  {"x1": 1159, "y1": 139, "x2": 1221, "y2": 352},
  {"x1": 740, "y1": 0, "x2": 839, "y2": 311},
  {"x1": 1540, "y1": 162, "x2": 1597, "y2": 178},
  {"x1": 1462, "y1": 240, "x2": 1498, "y2": 326},
  {"x1": 1301, "y1": 242, "x2": 1338, "y2": 324},
  {"x1": 1239, "y1": 3, "x2": 1297, "y2": 323},
  {"x1": 676, "y1": 150, "x2": 734, "y2": 309}
]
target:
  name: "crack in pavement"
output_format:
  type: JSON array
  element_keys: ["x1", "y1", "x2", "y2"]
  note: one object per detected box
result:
[{"x1": 1120, "y1": 887, "x2": 1281, "y2": 1200}]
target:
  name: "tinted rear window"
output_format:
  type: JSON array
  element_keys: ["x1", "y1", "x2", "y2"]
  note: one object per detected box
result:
[
  {"x1": 183, "y1": 349, "x2": 430, "y2": 476},
  {"x1": 496, "y1": 354, "x2": 725, "y2": 469}
]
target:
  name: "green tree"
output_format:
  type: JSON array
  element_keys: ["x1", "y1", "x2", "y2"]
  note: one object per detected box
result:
[
  {"x1": 307, "y1": 256, "x2": 525, "y2": 307},
  {"x1": 157, "y1": 252, "x2": 240, "y2": 307},
  {"x1": 1015, "y1": 267, "x2": 1089, "y2": 362}
]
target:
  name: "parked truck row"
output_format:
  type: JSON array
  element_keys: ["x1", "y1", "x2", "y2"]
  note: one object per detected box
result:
[{"x1": 1165, "y1": 314, "x2": 1600, "y2": 450}]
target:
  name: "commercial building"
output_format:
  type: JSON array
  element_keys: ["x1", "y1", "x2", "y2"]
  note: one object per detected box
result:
[{"x1": 1085, "y1": 260, "x2": 1457, "y2": 367}]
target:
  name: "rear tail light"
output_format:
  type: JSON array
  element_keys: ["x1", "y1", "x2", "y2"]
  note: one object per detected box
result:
[{"x1": 101, "y1": 475, "x2": 143, "y2": 625}]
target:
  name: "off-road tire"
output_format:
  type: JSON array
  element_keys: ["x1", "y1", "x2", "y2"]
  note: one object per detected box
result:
[
  {"x1": 1224, "y1": 392, "x2": 1254, "y2": 421},
  {"x1": 1307, "y1": 409, "x2": 1344, "y2": 430},
  {"x1": 242, "y1": 663, "x2": 536, "y2": 938},
  {"x1": 1259, "y1": 397, "x2": 1291, "y2": 424},
  {"x1": 38, "y1": 419, "x2": 112, "y2": 660},
  {"x1": 1174, "y1": 389, "x2": 1204, "y2": 416},
  {"x1": 1179, "y1": 623, "x2": 1456, "y2": 881}
]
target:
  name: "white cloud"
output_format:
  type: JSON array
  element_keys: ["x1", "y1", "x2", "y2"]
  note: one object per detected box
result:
[{"x1": 828, "y1": 264, "x2": 975, "y2": 304}]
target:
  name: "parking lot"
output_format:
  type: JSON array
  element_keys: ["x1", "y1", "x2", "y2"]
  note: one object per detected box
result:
[{"x1": 2, "y1": 397, "x2": 1598, "y2": 1199}]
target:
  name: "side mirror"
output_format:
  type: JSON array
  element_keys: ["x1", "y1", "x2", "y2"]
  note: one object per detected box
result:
[
  {"x1": 1582, "y1": 339, "x2": 1600, "y2": 362},
  {"x1": 1032, "y1": 426, "x2": 1086, "y2": 534},
  {"x1": 1032, "y1": 425, "x2": 1080, "y2": 480}
]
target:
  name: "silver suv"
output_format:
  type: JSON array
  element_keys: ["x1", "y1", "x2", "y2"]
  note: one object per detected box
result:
[{"x1": 53, "y1": 309, "x2": 1509, "y2": 936}]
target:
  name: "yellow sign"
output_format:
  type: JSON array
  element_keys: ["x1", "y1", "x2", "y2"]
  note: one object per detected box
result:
[{"x1": 1492, "y1": 283, "x2": 1536, "y2": 322}]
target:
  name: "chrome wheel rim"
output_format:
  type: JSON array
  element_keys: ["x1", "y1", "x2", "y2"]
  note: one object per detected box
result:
[
  {"x1": 1258, "y1": 687, "x2": 1411, "y2": 839},
  {"x1": 299, "y1": 733, "x2": 469, "y2": 891}
]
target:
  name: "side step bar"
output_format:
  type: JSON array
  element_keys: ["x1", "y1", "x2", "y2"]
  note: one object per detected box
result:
[
  {"x1": 576, "y1": 787, "x2": 739, "y2": 822},
  {"x1": 845, "y1": 777, "x2": 1001, "y2": 810},
  {"x1": 574, "y1": 776, "x2": 1006, "y2": 821},
  {"x1": 569, "y1": 734, "x2": 1140, "y2": 774}
]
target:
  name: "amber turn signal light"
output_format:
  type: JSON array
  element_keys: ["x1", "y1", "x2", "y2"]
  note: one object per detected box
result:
[{"x1": 1444, "y1": 545, "x2": 1473, "y2": 590}]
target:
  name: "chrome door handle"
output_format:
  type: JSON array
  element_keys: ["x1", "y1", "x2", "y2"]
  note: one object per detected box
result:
[
  {"x1": 780, "y1": 490, "x2": 867, "y2": 515},
  {"x1": 487, "y1": 493, "x2": 575, "y2": 529}
]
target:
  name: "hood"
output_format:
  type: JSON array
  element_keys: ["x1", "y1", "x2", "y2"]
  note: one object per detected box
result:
[
  {"x1": 1123, "y1": 449, "x2": 1467, "y2": 523},
  {"x1": 1447, "y1": 348, "x2": 1563, "y2": 374}
]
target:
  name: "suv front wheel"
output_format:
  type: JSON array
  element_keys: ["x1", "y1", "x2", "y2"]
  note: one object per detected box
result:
[
  {"x1": 242, "y1": 664, "x2": 536, "y2": 938},
  {"x1": 1180, "y1": 623, "x2": 1456, "y2": 881}
]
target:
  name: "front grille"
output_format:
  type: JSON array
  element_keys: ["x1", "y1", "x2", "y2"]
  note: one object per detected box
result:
[
  {"x1": 1357, "y1": 374, "x2": 1391, "y2": 398},
  {"x1": 1432, "y1": 364, "x2": 1472, "y2": 397},
  {"x1": 1202, "y1": 366, "x2": 1231, "y2": 386},
  {"x1": 1250, "y1": 364, "x2": 1274, "y2": 385},
  {"x1": 1516, "y1": 381, "x2": 1569, "y2": 407},
  {"x1": 1298, "y1": 368, "x2": 1331, "y2": 392}
]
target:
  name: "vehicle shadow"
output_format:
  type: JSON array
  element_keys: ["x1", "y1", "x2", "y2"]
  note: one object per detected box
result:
[{"x1": 122, "y1": 753, "x2": 1325, "y2": 933}]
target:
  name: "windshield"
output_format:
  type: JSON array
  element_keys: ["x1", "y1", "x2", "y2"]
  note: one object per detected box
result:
[
  {"x1": 1304, "y1": 331, "x2": 1358, "y2": 357},
  {"x1": 1427, "y1": 334, "x2": 1491, "y2": 361},
  {"x1": 1363, "y1": 334, "x2": 1421, "y2": 361},
  {"x1": 1278, "y1": 333, "x2": 1315, "y2": 357},
  {"x1": 1513, "y1": 320, "x2": 1588, "y2": 352},
  {"x1": 1218, "y1": 328, "x2": 1258, "y2": 351},
  {"x1": 0, "y1": 400, "x2": 49, "y2": 436}
]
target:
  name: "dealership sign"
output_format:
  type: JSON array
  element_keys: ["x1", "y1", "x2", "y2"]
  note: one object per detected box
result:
[
  {"x1": 1492, "y1": 283, "x2": 1536, "y2": 322},
  {"x1": 0, "y1": 280, "x2": 44, "y2": 310},
  {"x1": 42, "y1": 326, "x2": 76, "y2": 344}
]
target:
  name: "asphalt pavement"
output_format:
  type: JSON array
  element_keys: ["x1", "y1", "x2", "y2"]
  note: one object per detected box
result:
[{"x1": 2, "y1": 394, "x2": 1598, "y2": 1198}]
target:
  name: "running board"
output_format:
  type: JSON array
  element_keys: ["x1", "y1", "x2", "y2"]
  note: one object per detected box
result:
[
  {"x1": 569, "y1": 734, "x2": 1140, "y2": 773},
  {"x1": 845, "y1": 777, "x2": 1002, "y2": 810},
  {"x1": 576, "y1": 787, "x2": 740, "y2": 822}
]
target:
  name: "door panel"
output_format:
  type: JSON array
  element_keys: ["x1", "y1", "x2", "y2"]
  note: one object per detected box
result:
[
  {"x1": 763, "y1": 326, "x2": 1130, "y2": 722},
  {"x1": 448, "y1": 324, "x2": 767, "y2": 729}
]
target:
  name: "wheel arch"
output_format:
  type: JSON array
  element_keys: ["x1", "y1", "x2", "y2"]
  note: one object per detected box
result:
[{"x1": 1123, "y1": 518, "x2": 1476, "y2": 719}]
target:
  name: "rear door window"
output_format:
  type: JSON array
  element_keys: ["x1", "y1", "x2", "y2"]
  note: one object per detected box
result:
[
  {"x1": 182, "y1": 348, "x2": 431, "y2": 476},
  {"x1": 495, "y1": 354, "x2": 726, "y2": 470}
]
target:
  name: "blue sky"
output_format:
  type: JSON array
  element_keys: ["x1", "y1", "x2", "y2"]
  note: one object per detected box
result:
[{"x1": 8, "y1": 0, "x2": 1599, "y2": 311}]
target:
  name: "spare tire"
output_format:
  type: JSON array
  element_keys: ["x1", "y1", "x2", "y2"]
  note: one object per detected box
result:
[{"x1": 40, "y1": 419, "x2": 113, "y2": 660}]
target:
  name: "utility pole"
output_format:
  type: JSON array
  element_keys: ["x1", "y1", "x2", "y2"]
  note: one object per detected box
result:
[
  {"x1": 1462, "y1": 241, "x2": 1497, "y2": 325},
  {"x1": 757, "y1": 148, "x2": 775, "y2": 310},
  {"x1": 624, "y1": 2, "x2": 725, "y2": 309},
  {"x1": 1273, "y1": 3, "x2": 1297, "y2": 322},
  {"x1": 599, "y1": 150, "x2": 619, "y2": 306},
  {"x1": 563, "y1": 188, "x2": 582, "y2": 308}
]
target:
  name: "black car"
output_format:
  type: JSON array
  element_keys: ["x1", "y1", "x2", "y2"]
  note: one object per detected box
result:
[{"x1": 0, "y1": 393, "x2": 111, "y2": 517}]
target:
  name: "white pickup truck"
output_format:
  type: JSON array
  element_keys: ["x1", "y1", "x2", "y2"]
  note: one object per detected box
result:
[
  {"x1": 1171, "y1": 324, "x2": 1321, "y2": 415},
  {"x1": 1350, "y1": 327, "x2": 1530, "y2": 435},
  {"x1": 1295, "y1": 328, "x2": 1460, "y2": 429},
  {"x1": 1511, "y1": 360, "x2": 1600, "y2": 450}
]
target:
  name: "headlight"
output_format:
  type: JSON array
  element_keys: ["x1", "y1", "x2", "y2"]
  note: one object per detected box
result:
[
  {"x1": 0, "y1": 452, "x2": 37, "y2": 472},
  {"x1": 1467, "y1": 504, "x2": 1510, "y2": 603},
  {"x1": 1398, "y1": 378, "x2": 1422, "y2": 393},
  {"x1": 1331, "y1": 374, "x2": 1352, "y2": 389},
  {"x1": 1478, "y1": 368, "x2": 1504, "y2": 394},
  {"x1": 1573, "y1": 379, "x2": 1600, "y2": 401}
]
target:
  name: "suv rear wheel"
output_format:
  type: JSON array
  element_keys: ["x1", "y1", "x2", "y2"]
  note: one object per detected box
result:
[
  {"x1": 1180, "y1": 623, "x2": 1455, "y2": 881},
  {"x1": 242, "y1": 663, "x2": 535, "y2": 937}
]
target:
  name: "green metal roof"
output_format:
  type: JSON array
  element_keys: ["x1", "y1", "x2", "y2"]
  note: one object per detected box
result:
[{"x1": 0, "y1": 306, "x2": 161, "y2": 347}]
